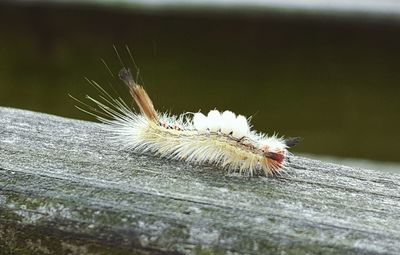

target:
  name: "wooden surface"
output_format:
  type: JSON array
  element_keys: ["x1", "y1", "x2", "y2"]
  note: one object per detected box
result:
[{"x1": 1, "y1": 107, "x2": 400, "y2": 255}]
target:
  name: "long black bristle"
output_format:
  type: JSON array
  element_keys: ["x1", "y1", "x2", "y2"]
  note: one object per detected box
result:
[
  {"x1": 284, "y1": 137, "x2": 301, "y2": 148},
  {"x1": 118, "y1": 68, "x2": 134, "y2": 85}
]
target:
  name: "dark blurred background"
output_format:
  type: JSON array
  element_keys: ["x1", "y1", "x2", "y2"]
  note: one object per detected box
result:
[{"x1": 0, "y1": 1, "x2": 399, "y2": 165}]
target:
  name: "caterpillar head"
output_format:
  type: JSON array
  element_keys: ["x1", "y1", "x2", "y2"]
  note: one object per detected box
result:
[{"x1": 261, "y1": 137, "x2": 300, "y2": 174}]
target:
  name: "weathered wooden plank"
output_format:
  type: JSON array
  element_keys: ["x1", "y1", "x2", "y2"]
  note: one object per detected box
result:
[{"x1": 1, "y1": 106, "x2": 400, "y2": 254}]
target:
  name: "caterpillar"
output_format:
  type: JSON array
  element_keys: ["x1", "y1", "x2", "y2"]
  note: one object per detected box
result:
[{"x1": 78, "y1": 67, "x2": 299, "y2": 177}]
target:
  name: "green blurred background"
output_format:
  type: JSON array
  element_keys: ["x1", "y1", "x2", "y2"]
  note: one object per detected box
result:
[{"x1": 0, "y1": 1, "x2": 399, "y2": 166}]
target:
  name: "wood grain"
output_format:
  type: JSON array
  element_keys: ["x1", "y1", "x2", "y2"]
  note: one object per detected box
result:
[{"x1": 1, "y1": 107, "x2": 399, "y2": 254}]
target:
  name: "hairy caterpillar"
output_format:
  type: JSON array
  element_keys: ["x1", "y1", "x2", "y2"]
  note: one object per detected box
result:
[{"x1": 78, "y1": 65, "x2": 299, "y2": 177}]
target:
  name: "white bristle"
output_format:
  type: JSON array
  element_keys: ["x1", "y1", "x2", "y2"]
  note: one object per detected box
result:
[
  {"x1": 207, "y1": 110, "x2": 222, "y2": 132},
  {"x1": 221, "y1": 110, "x2": 236, "y2": 135},
  {"x1": 193, "y1": 112, "x2": 208, "y2": 133},
  {"x1": 232, "y1": 115, "x2": 250, "y2": 139},
  {"x1": 259, "y1": 136, "x2": 287, "y2": 152}
]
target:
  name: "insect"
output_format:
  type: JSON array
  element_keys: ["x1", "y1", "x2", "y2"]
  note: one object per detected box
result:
[{"x1": 77, "y1": 58, "x2": 299, "y2": 177}]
